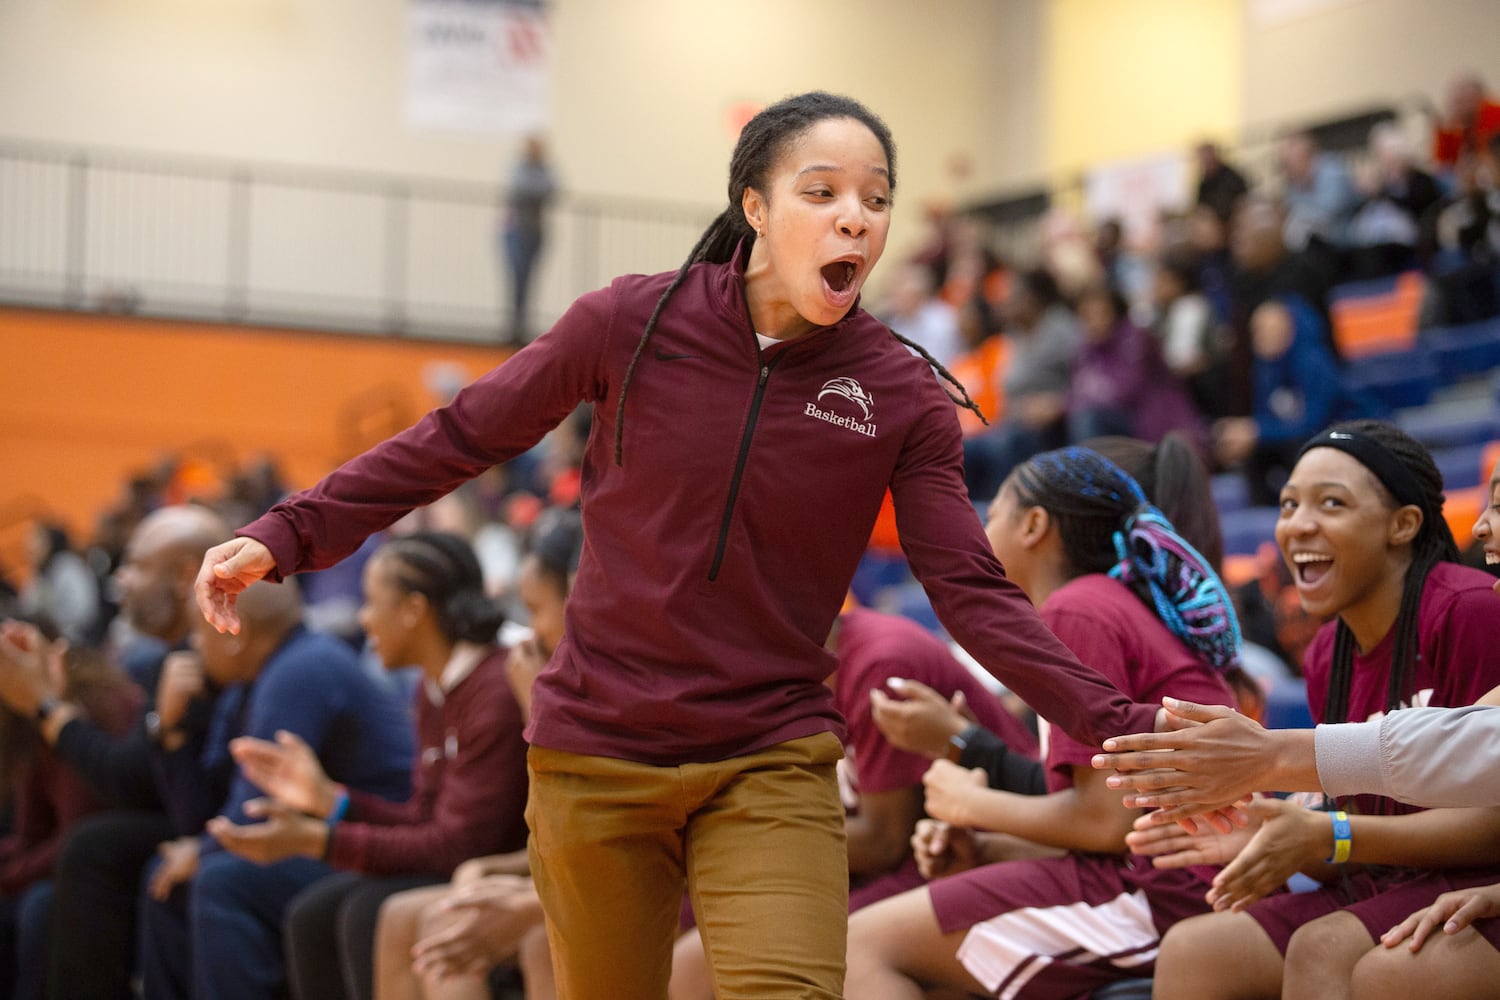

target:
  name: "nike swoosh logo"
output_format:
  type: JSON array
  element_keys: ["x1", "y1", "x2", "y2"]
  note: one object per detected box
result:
[{"x1": 654, "y1": 349, "x2": 699, "y2": 361}]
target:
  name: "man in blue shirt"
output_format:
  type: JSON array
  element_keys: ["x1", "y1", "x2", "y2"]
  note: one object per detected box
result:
[{"x1": 137, "y1": 582, "x2": 412, "y2": 1000}]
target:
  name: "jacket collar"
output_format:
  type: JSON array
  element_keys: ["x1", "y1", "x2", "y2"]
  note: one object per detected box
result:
[{"x1": 709, "y1": 238, "x2": 865, "y2": 357}]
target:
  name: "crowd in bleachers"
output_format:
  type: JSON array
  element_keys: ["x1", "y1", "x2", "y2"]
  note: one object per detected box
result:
[
  {"x1": 1, "y1": 74, "x2": 1500, "y2": 1000},
  {"x1": 865, "y1": 70, "x2": 1500, "y2": 683},
  {"x1": 0, "y1": 432, "x2": 593, "y2": 1000}
]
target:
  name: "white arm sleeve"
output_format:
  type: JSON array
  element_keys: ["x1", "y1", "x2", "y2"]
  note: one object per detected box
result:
[{"x1": 1316, "y1": 706, "x2": 1500, "y2": 807}]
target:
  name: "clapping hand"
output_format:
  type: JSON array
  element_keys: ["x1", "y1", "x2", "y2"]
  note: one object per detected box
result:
[
  {"x1": 207, "y1": 798, "x2": 328, "y2": 864},
  {"x1": 230, "y1": 730, "x2": 338, "y2": 818},
  {"x1": 1206, "y1": 798, "x2": 1326, "y2": 912}
]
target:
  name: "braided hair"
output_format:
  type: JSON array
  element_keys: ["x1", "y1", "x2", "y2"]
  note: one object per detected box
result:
[
  {"x1": 1085, "y1": 433, "x2": 1225, "y2": 571},
  {"x1": 613, "y1": 91, "x2": 983, "y2": 464},
  {"x1": 1009, "y1": 445, "x2": 1242, "y2": 674},
  {"x1": 1310, "y1": 420, "x2": 1460, "y2": 725},
  {"x1": 378, "y1": 532, "x2": 506, "y2": 646}
]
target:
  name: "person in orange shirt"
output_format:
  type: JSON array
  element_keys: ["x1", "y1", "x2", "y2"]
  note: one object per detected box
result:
[{"x1": 1430, "y1": 73, "x2": 1500, "y2": 171}]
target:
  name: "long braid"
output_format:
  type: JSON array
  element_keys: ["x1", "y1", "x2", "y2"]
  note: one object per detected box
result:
[
  {"x1": 613, "y1": 213, "x2": 733, "y2": 465},
  {"x1": 888, "y1": 329, "x2": 988, "y2": 427},
  {"x1": 1315, "y1": 420, "x2": 1459, "y2": 724}
]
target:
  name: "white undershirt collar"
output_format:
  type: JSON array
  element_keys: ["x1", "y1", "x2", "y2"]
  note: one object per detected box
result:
[{"x1": 422, "y1": 641, "x2": 487, "y2": 706}]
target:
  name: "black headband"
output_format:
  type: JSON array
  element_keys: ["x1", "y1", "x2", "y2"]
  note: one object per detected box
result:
[{"x1": 1295, "y1": 428, "x2": 1426, "y2": 509}]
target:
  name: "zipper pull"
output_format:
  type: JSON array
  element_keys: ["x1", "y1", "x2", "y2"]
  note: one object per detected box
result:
[{"x1": 759, "y1": 365, "x2": 770, "y2": 385}]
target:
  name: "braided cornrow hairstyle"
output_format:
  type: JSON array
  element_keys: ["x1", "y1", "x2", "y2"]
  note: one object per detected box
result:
[
  {"x1": 613, "y1": 91, "x2": 982, "y2": 465},
  {"x1": 1009, "y1": 445, "x2": 1242, "y2": 675},
  {"x1": 379, "y1": 532, "x2": 506, "y2": 645},
  {"x1": 1316, "y1": 420, "x2": 1461, "y2": 726}
]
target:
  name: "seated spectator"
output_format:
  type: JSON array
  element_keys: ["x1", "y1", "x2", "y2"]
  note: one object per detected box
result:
[
  {"x1": 937, "y1": 217, "x2": 1006, "y2": 313},
  {"x1": 1187, "y1": 205, "x2": 1235, "y2": 324},
  {"x1": 1151, "y1": 255, "x2": 1231, "y2": 419},
  {"x1": 961, "y1": 268, "x2": 1080, "y2": 502},
  {"x1": 1346, "y1": 122, "x2": 1442, "y2": 281},
  {"x1": 18, "y1": 521, "x2": 101, "y2": 645},
  {"x1": 1423, "y1": 145, "x2": 1500, "y2": 326},
  {"x1": 1277, "y1": 129, "x2": 1359, "y2": 256},
  {"x1": 1229, "y1": 196, "x2": 1337, "y2": 407},
  {"x1": 0, "y1": 635, "x2": 139, "y2": 1000},
  {"x1": 1195, "y1": 141, "x2": 1251, "y2": 226},
  {"x1": 1067, "y1": 282, "x2": 1204, "y2": 447},
  {"x1": 844, "y1": 445, "x2": 1244, "y2": 998},
  {"x1": 136, "y1": 580, "x2": 414, "y2": 1000},
  {"x1": 877, "y1": 261, "x2": 961, "y2": 367},
  {"x1": 372, "y1": 512, "x2": 582, "y2": 1000},
  {"x1": 1214, "y1": 297, "x2": 1384, "y2": 505},
  {"x1": 1095, "y1": 217, "x2": 1127, "y2": 293},
  {"x1": 668, "y1": 607, "x2": 1040, "y2": 1000},
  {"x1": 209, "y1": 532, "x2": 529, "y2": 1000},
  {"x1": 0, "y1": 506, "x2": 228, "y2": 1000},
  {"x1": 1428, "y1": 72, "x2": 1500, "y2": 172},
  {"x1": 945, "y1": 296, "x2": 1009, "y2": 436}
]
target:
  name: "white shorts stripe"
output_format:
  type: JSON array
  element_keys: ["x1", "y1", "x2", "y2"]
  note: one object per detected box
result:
[{"x1": 954, "y1": 888, "x2": 1159, "y2": 999}]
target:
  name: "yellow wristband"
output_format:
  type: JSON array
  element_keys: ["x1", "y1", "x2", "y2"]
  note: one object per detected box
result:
[{"x1": 1327, "y1": 810, "x2": 1352, "y2": 864}]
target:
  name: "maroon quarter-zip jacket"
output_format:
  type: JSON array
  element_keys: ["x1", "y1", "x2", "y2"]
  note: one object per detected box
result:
[{"x1": 242, "y1": 244, "x2": 1155, "y2": 764}]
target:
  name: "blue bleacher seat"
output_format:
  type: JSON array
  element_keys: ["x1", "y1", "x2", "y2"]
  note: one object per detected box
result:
[
  {"x1": 866, "y1": 580, "x2": 943, "y2": 634},
  {"x1": 1210, "y1": 473, "x2": 1250, "y2": 516},
  {"x1": 850, "y1": 551, "x2": 912, "y2": 607},
  {"x1": 1343, "y1": 349, "x2": 1437, "y2": 411},
  {"x1": 1220, "y1": 505, "x2": 1280, "y2": 557},
  {"x1": 1433, "y1": 441, "x2": 1493, "y2": 490},
  {"x1": 1329, "y1": 273, "x2": 1401, "y2": 304},
  {"x1": 1264, "y1": 677, "x2": 1314, "y2": 730},
  {"x1": 1397, "y1": 398, "x2": 1500, "y2": 449},
  {"x1": 1421, "y1": 317, "x2": 1500, "y2": 385}
]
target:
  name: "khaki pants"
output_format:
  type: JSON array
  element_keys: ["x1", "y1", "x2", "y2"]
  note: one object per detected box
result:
[{"x1": 525, "y1": 731, "x2": 848, "y2": 1000}]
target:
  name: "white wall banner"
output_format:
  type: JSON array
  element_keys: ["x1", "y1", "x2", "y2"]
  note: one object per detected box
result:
[
  {"x1": 1084, "y1": 151, "x2": 1192, "y2": 248},
  {"x1": 406, "y1": 0, "x2": 550, "y2": 135}
]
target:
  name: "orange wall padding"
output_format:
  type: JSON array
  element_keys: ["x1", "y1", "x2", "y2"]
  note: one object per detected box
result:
[{"x1": 1, "y1": 307, "x2": 510, "y2": 566}]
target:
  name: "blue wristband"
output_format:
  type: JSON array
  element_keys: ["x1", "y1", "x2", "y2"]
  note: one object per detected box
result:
[
  {"x1": 321, "y1": 788, "x2": 350, "y2": 861},
  {"x1": 328, "y1": 788, "x2": 350, "y2": 827},
  {"x1": 1326, "y1": 810, "x2": 1352, "y2": 864}
]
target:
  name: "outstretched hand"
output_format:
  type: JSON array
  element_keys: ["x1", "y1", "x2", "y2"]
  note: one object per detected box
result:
[
  {"x1": 1093, "y1": 698, "x2": 1289, "y2": 830},
  {"x1": 1126, "y1": 808, "x2": 1259, "y2": 870},
  {"x1": 195, "y1": 538, "x2": 275, "y2": 634}
]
